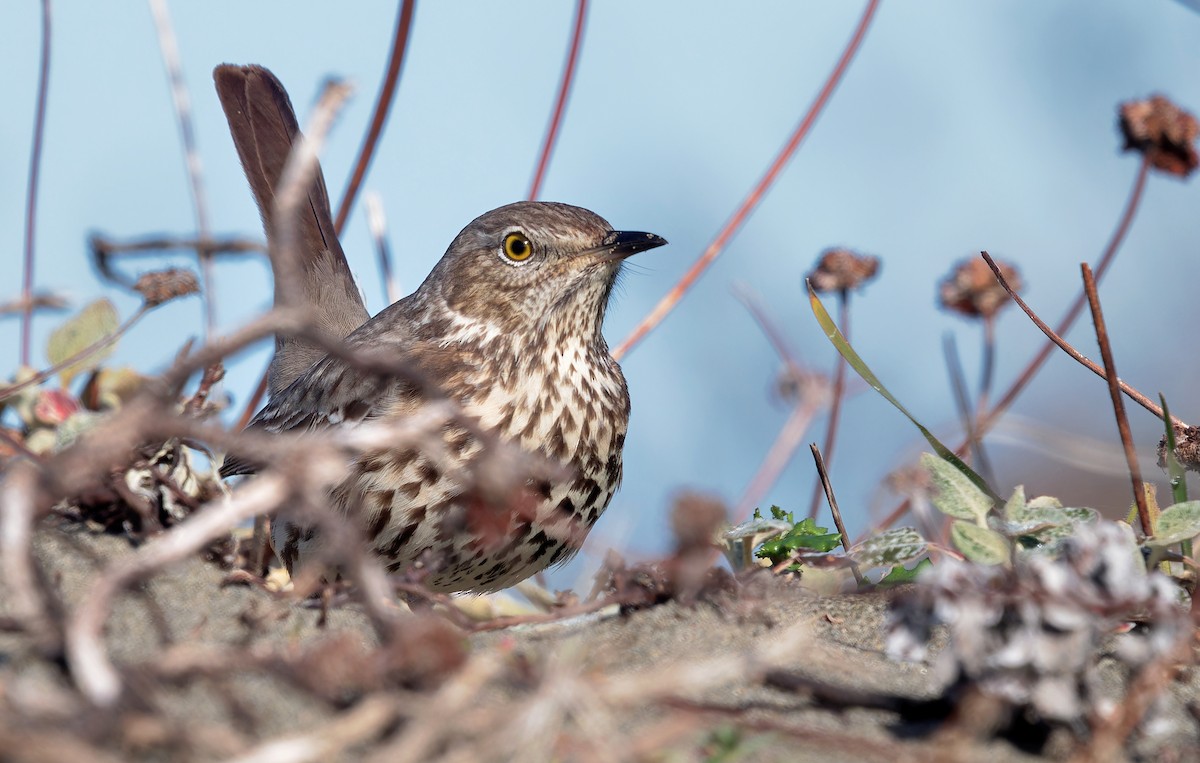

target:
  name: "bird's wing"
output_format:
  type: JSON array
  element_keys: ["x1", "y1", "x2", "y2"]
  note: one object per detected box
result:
[{"x1": 219, "y1": 309, "x2": 470, "y2": 478}]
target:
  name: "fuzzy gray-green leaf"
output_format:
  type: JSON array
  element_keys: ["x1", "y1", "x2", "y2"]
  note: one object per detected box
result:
[
  {"x1": 950, "y1": 520, "x2": 1010, "y2": 565},
  {"x1": 849, "y1": 526, "x2": 927, "y2": 568},
  {"x1": 1146, "y1": 500, "x2": 1200, "y2": 547},
  {"x1": 922, "y1": 452, "x2": 995, "y2": 522}
]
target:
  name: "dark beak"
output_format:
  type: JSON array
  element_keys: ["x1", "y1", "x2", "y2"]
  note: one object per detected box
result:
[{"x1": 603, "y1": 230, "x2": 668, "y2": 259}]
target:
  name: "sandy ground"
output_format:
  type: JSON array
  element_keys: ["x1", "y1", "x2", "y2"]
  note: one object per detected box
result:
[{"x1": 1, "y1": 521, "x2": 1198, "y2": 762}]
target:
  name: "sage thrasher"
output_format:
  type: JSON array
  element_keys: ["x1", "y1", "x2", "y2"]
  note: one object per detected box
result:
[{"x1": 214, "y1": 65, "x2": 666, "y2": 592}]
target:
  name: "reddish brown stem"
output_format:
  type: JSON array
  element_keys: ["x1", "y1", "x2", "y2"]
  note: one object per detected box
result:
[
  {"x1": 333, "y1": 0, "x2": 416, "y2": 234},
  {"x1": 809, "y1": 443, "x2": 863, "y2": 585},
  {"x1": 1082, "y1": 263, "x2": 1151, "y2": 535},
  {"x1": 21, "y1": 0, "x2": 52, "y2": 368},
  {"x1": 867, "y1": 158, "x2": 1152, "y2": 537},
  {"x1": 981, "y1": 251, "x2": 1171, "y2": 423},
  {"x1": 236, "y1": 363, "x2": 271, "y2": 431},
  {"x1": 807, "y1": 292, "x2": 849, "y2": 519},
  {"x1": 527, "y1": 0, "x2": 588, "y2": 201},
  {"x1": 612, "y1": 0, "x2": 881, "y2": 361},
  {"x1": 979, "y1": 157, "x2": 1150, "y2": 434}
]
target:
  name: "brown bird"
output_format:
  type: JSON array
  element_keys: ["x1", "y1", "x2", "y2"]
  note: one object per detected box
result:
[{"x1": 214, "y1": 65, "x2": 666, "y2": 592}]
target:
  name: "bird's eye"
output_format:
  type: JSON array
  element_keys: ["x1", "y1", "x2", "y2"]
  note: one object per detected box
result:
[{"x1": 502, "y1": 232, "x2": 533, "y2": 262}]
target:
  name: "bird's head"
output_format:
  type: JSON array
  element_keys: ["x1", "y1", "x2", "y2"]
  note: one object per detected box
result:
[{"x1": 425, "y1": 201, "x2": 666, "y2": 339}]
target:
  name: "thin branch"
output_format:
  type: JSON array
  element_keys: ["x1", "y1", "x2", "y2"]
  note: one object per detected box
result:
[
  {"x1": 91, "y1": 233, "x2": 264, "y2": 292},
  {"x1": 867, "y1": 159, "x2": 1154, "y2": 538},
  {"x1": 0, "y1": 291, "x2": 68, "y2": 316},
  {"x1": 0, "y1": 305, "x2": 151, "y2": 403},
  {"x1": 0, "y1": 461, "x2": 60, "y2": 651},
  {"x1": 149, "y1": 0, "x2": 216, "y2": 336},
  {"x1": 365, "y1": 191, "x2": 399, "y2": 305},
  {"x1": 979, "y1": 157, "x2": 1152, "y2": 433},
  {"x1": 731, "y1": 285, "x2": 804, "y2": 376},
  {"x1": 612, "y1": 0, "x2": 881, "y2": 361},
  {"x1": 272, "y1": 79, "x2": 355, "y2": 310},
  {"x1": 226, "y1": 694, "x2": 402, "y2": 763},
  {"x1": 943, "y1": 332, "x2": 994, "y2": 484},
  {"x1": 526, "y1": 0, "x2": 588, "y2": 201},
  {"x1": 21, "y1": 0, "x2": 52, "y2": 368},
  {"x1": 1082, "y1": 263, "x2": 1151, "y2": 536},
  {"x1": 809, "y1": 443, "x2": 863, "y2": 585},
  {"x1": 732, "y1": 396, "x2": 823, "y2": 523},
  {"x1": 981, "y1": 252, "x2": 1172, "y2": 424},
  {"x1": 333, "y1": 0, "x2": 416, "y2": 234},
  {"x1": 67, "y1": 473, "x2": 293, "y2": 706},
  {"x1": 236, "y1": 363, "x2": 271, "y2": 431},
  {"x1": 807, "y1": 291, "x2": 850, "y2": 519}
]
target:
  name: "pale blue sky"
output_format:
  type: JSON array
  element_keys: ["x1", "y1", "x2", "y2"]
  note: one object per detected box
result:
[{"x1": 4, "y1": 2, "x2": 1200, "y2": 586}]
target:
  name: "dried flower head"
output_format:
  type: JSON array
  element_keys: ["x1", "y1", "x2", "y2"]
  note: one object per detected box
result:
[
  {"x1": 1119, "y1": 94, "x2": 1199, "y2": 178},
  {"x1": 807, "y1": 247, "x2": 880, "y2": 293},
  {"x1": 134, "y1": 269, "x2": 200, "y2": 307},
  {"x1": 939, "y1": 257, "x2": 1021, "y2": 319},
  {"x1": 1158, "y1": 423, "x2": 1200, "y2": 473}
]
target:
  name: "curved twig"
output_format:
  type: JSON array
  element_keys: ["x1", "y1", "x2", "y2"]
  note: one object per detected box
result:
[
  {"x1": 612, "y1": 0, "x2": 881, "y2": 361},
  {"x1": 149, "y1": 0, "x2": 216, "y2": 335},
  {"x1": 21, "y1": 0, "x2": 52, "y2": 367},
  {"x1": 333, "y1": 0, "x2": 416, "y2": 234},
  {"x1": 526, "y1": 0, "x2": 588, "y2": 201}
]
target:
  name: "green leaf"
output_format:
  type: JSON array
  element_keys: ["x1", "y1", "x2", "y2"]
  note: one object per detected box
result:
[
  {"x1": 1002, "y1": 485, "x2": 1027, "y2": 519},
  {"x1": 922, "y1": 452, "x2": 994, "y2": 523},
  {"x1": 808, "y1": 284, "x2": 999, "y2": 503},
  {"x1": 1145, "y1": 500, "x2": 1200, "y2": 547},
  {"x1": 849, "y1": 526, "x2": 927, "y2": 568},
  {"x1": 1161, "y1": 395, "x2": 1188, "y2": 506},
  {"x1": 754, "y1": 517, "x2": 842, "y2": 567},
  {"x1": 950, "y1": 520, "x2": 1010, "y2": 565},
  {"x1": 1027, "y1": 495, "x2": 1064, "y2": 509},
  {"x1": 877, "y1": 558, "x2": 933, "y2": 586},
  {"x1": 46, "y1": 298, "x2": 120, "y2": 389}
]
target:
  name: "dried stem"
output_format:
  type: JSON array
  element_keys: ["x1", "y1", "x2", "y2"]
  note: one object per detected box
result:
[
  {"x1": 333, "y1": 0, "x2": 416, "y2": 234},
  {"x1": 869, "y1": 159, "x2": 1153, "y2": 536},
  {"x1": 731, "y1": 285, "x2": 804, "y2": 376},
  {"x1": 272, "y1": 79, "x2": 355, "y2": 310},
  {"x1": 20, "y1": 0, "x2": 52, "y2": 368},
  {"x1": 236, "y1": 364, "x2": 271, "y2": 431},
  {"x1": 981, "y1": 252, "x2": 1172, "y2": 424},
  {"x1": 365, "y1": 191, "x2": 399, "y2": 305},
  {"x1": 943, "y1": 332, "x2": 994, "y2": 484},
  {"x1": 0, "y1": 461, "x2": 60, "y2": 651},
  {"x1": 526, "y1": 0, "x2": 588, "y2": 201},
  {"x1": 67, "y1": 473, "x2": 293, "y2": 706},
  {"x1": 612, "y1": 0, "x2": 880, "y2": 361},
  {"x1": 226, "y1": 694, "x2": 402, "y2": 763},
  {"x1": 979, "y1": 157, "x2": 1151, "y2": 433},
  {"x1": 809, "y1": 443, "x2": 863, "y2": 585},
  {"x1": 807, "y1": 291, "x2": 849, "y2": 519},
  {"x1": 1082, "y1": 263, "x2": 1151, "y2": 536},
  {"x1": 733, "y1": 395, "x2": 823, "y2": 523},
  {"x1": 149, "y1": 0, "x2": 216, "y2": 336}
]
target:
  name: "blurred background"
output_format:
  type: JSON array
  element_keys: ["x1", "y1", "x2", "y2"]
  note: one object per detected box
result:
[{"x1": 3, "y1": 2, "x2": 1200, "y2": 588}]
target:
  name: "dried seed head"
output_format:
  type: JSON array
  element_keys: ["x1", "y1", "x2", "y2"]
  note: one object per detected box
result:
[
  {"x1": 939, "y1": 257, "x2": 1021, "y2": 320},
  {"x1": 134, "y1": 269, "x2": 200, "y2": 307},
  {"x1": 1159, "y1": 423, "x2": 1200, "y2": 473},
  {"x1": 1118, "y1": 94, "x2": 1199, "y2": 178},
  {"x1": 808, "y1": 247, "x2": 881, "y2": 293}
]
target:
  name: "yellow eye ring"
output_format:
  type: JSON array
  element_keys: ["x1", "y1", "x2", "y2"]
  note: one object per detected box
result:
[{"x1": 503, "y1": 232, "x2": 533, "y2": 262}]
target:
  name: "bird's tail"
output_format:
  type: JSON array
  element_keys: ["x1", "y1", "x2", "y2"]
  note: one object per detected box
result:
[{"x1": 213, "y1": 64, "x2": 369, "y2": 395}]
